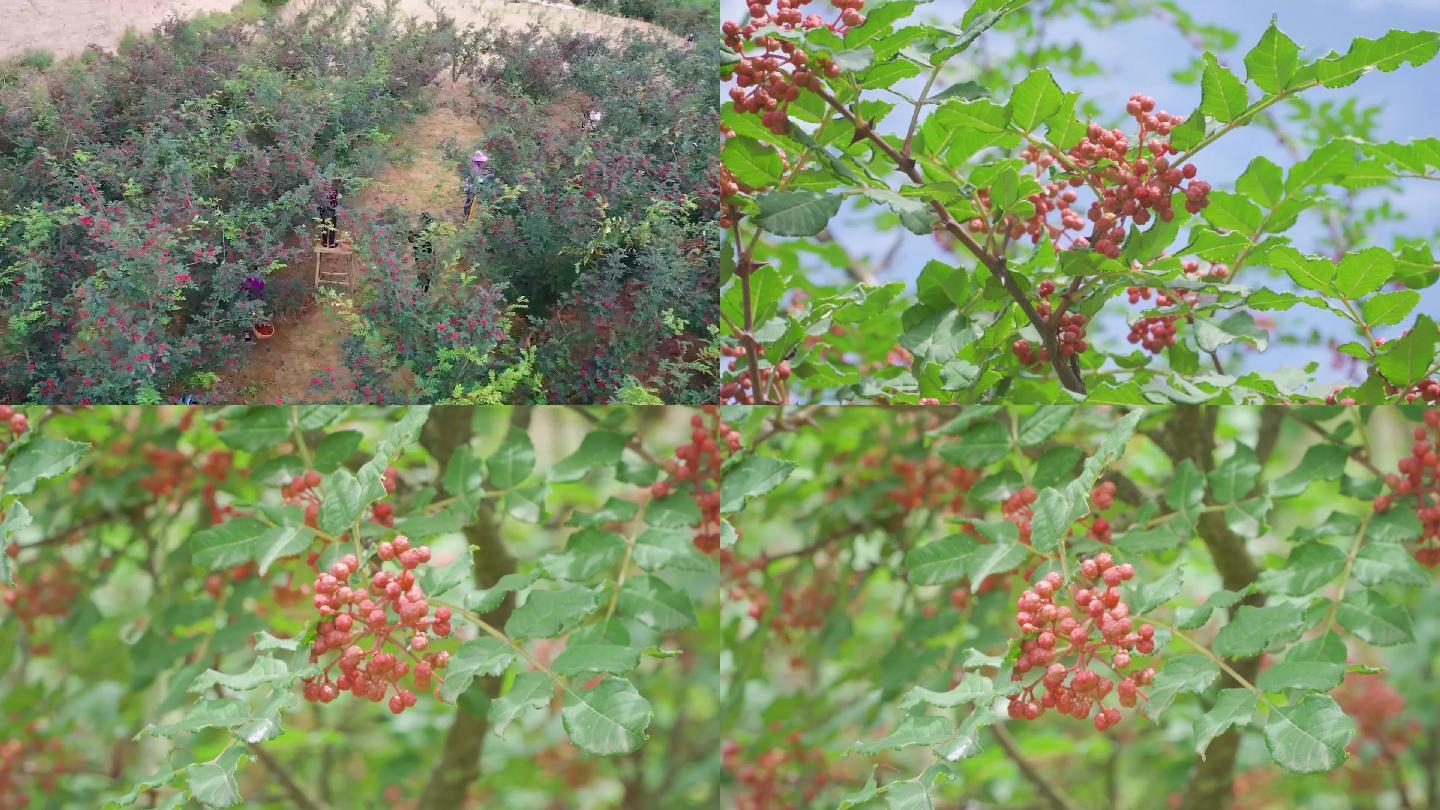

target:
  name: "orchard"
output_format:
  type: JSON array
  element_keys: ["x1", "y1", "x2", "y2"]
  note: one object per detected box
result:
[
  {"x1": 719, "y1": 0, "x2": 1440, "y2": 404},
  {"x1": 719, "y1": 404, "x2": 1440, "y2": 809},
  {"x1": 0, "y1": 406, "x2": 719, "y2": 808}
]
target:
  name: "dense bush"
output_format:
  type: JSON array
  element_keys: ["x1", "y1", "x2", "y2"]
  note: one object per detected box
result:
[
  {"x1": 0, "y1": 2, "x2": 463, "y2": 402},
  {"x1": 338, "y1": 25, "x2": 718, "y2": 404}
]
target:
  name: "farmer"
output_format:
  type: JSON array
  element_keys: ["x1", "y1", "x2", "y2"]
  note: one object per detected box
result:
[
  {"x1": 582, "y1": 110, "x2": 603, "y2": 132},
  {"x1": 409, "y1": 212, "x2": 435, "y2": 292},
  {"x1": 462, "y1": 151, "x2": 492, "y2": 222},
  {"x1": 319, "y1": 182, "x2": 342, "y2": 248}
]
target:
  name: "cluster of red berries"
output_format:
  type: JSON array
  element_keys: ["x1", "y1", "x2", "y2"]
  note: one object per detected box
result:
[
  {"x1": 972, "y1": 95, "x2": 1209, "y2": 259},
  {"x1": 1371, "y1": 411, "x2": 1440, "y2": 567},
  {"x1": 886, "y1": 457, "x2": 981, "y2": 513},
  {"x1": 1334, "y1": 672, "x2": 1416, "y2": 757},
  {"x1": 1088, "y1": 481, "x2": 1117, "y2": 543},
  {"x1": 1404, "y1": 378, "x2": 1440, "y2": 404},
  {"x1": 1011, "y1": 281, "x2": 1088, "y2": 368},
  {"x1": 280, "y1": 466, "x2": 398, "y2": 532},
  {"x1": 0, "y1": 407, "x2": 28, "y2": 453},
  {"x1": 1123, "y1": 260, "x2": 1228, "y2": 353},
  {"x1": 651, "y1": 408, "x2": 740, "y2": 553},
  {"x1": 301, "y1": 536, "x2": 452, "y2": 714},
  {"x1": 720, "y1": 343, "x2": 792, "y2": 404},
  {"x1": 0, "y1": 722, "x2": 75, "y2": 810},
  {"x1": 723, "y1": 1, "x2": 866, "y2": 135},
  {"x1": 999, "y1": 482, "x2": 1116, "y2": 546},
  {"x1": 1, "y1": 561, "x2": 80, "y2": 632},
  {"x1": 1001, "y1": 485, "x2": 1041, "y2": 543},
  {"x1": 1007, "y1": 559, "x2": 1157, "y2": 731},
  {"x1": 722, "y1": 732, "x2": 831, "y2": 810}
]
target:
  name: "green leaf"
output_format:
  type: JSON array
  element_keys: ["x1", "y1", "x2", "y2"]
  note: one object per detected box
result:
[
  {"x1": 1210, "y1": 444, "x2": 1259, "y2": 502},
  {"x1": 1176, "y1": 588, "x2": 1248, "y2": 629},
  {"x1": 550, "y1": 431, "x2": 629, "y2": 482},
  {"x1": 1027, "y1": 487, "x2": 1074, "y2": 552},
  {"x1": 1335, "y1": 247, "x2": 1395, "y2": 299},
  {"x1": 862, "y1": 189, "x2": 937, "y2": 235},
  {"x1": 1194, "y1": 689, "x2": 1255, "y2": 758},
  {"x1": 1351, "y1": 542, "x2": 1429, "y2": 587},
  {"x1": 1212, "y1": 603, "x2": 1305, "y2": 657},
  {"x1": 1264, "y1": 695, "x2": 1354, "y2": 773},
  {"x1": 3, "y1": 437, "x2": 89, "y2": 496},
  {"x1": 1257, "y1": 633, "x2": 1347, "y2": 692},
  {"x1": 1315, "y1": 29, "x2": 1440, "y2": 88},
  {"x1": 1007, "y1": 69, "x2": 1064, "y2": 132},
  {"x1": 1126, "y1": 565, "x2": 1183, "y2": 615},
  {"x1": 318, "y1": 469, "x2": 365, "y2": 535},
  {"x1": 187, "y1": 761, "x2": 241, "y2": 808},
  {"x1": 755, "y1": 190, "x2": 843, "y2": 237},
  {"x1": 311, "y1": 431, "x2": 362, "y2": 474},
  {"x1": 190, "y1": 657, "x2": 294, "y2": 693},
  {"x1": 191, "y1": 518, "x2": 270, "y2": 570},
  {"x1": 0, "y1": 503, "x2": 31, "y2": 585},
  {"x1": 1362, "y1": 290, "x2": 1420, "y2": 327},
  {"x1": 899, "y1": 307, "x2": 971, "y2": 364},
  {"x1": 934, "y1": 98, "x2": 1008, "y2": 133},
  {"x1": 1376, "y1": 314, "x2": 1438, "y2": 386},
  {"x1": 722, "y1": 137, "x2": 784, "y2": 187},
  {"x1": 617, "y1": 575, "x2": 696, "y2": 632},
  {"x1": 139, "y1": 699, "x2": 249, "y2": 739},
  {"x1": 1269, "y1": 443, "x2": 1351, "y2": 498},
  {"x1": 218, "y1": 408, "x2": 290, "y2": 452},
  {"x1": 1236, "y1": 156, "x2": 1285, "y2": 208},
  {"x1": 853, "y1": 714, "x2": 952, "y2": 754},
  {"x1": 487, "y1": 428, "x2": 536, "y2": 489},
  {"x1": 904, "y1": 527, "x2": 1026, "y2": 586},
  {"x1": 1016, "y1": 407, "x2": 1071, "y2": 446},
  {"x1": 505, "y1": 587, "x2": 601, "y2": 639},
  {"x1": 543, "y1": 528, "x2": 624, "y2": 581},
  {"x1": 1165, "y1": 460, "x2": 1206, "y2": 524},
  {"x1": 720, "y1": 455, "x2": 795, "y2": 513},
  {"x1": 937, "y1": 420, "x2": 1008, "y2": 467},
  {"x1": 1201, "y1": 191, "x2": 1263, "y2": 234},
  {"x1": 561, "y1": 677, "x2": 652, "y2": 756},
  {"x1": 1143, "y1": 654, "x2": 1220, "y2": 720},
  {"x1": 1333, "y1": 590, "x2": 1414, "y2": 646},
  {"x1": 443, "y1": 446, "x2": 485, "y2": 510},
  {"x1": 465, "y1": 571, "x2": 540, "y2": 613},
  {"x1": 439, "y1": 638, "x2": 516, "y2": 702},
  {"x1": 1267, "y1": 245, "x2": 1334, "y2": 294},
  {"x1": 898, "y1": 672, "x2": 995, "y2": 710},
  {"x1": 1257, "y1": 543, "x2": 1345, "y2": 596},
  {"x1": 1244, "y1": 20, "x2": 1301, "y2": 93},
  {"x1": 490, "y1": 672, "x2": 554, "y2": 737},
  {"x1": 254, "y1": 526, "x2": 310, "y2": 576},
  {"x1": 1200, "y1": 52, "x2": 1250, "y2": 123},
  {"x1": 1286, "y1": 140, "x2": 1355, "y2": 193},
  {"x1": 551, "y1": 644, "x2": 642, "y2": 677}
]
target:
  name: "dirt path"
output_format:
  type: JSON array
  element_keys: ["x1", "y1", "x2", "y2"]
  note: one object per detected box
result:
[{"x1": 1, "y1": 0, "x2": 677, "y2": 62}]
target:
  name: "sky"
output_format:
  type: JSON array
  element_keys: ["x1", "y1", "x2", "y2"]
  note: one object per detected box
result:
[{"x1": 722, "y1": 0, "x2": 1440, "y2": 379}]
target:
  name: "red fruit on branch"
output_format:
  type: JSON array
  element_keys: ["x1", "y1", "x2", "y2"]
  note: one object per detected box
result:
[
  {"x1": 1372, "y1": 411, "x2": 1440, "y2": 567},
  {"x1": 1006, "y1": 557, "x2": 1157, "y2": 730}
]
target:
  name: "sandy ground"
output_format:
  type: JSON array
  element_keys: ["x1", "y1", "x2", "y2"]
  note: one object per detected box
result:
[{"x1": 0, "y1": 0, "x2": 672, "y2": 61}]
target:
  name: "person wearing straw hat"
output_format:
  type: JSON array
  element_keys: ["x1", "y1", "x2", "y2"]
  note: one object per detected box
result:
[{"x1": 462, "y1": 150, "x2": 491, "y2": 222}]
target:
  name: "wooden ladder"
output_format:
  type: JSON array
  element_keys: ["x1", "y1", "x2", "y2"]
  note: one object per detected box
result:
[{"x1": 313, "y1": 233, "x2": 356, "y2": 293}]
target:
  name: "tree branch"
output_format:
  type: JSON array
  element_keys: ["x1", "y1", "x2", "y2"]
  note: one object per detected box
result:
[
  {"x1": 415, "y1": 406, "x2": 530, "y2": 810},
  {"x1": 991, "y1": 724, "x2": 1085, "y2": 810}
]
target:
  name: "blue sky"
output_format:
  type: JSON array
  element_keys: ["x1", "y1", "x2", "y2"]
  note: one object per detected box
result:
[{"x1": 723, "y1": 0, "x2": 1440, "y2": 379}]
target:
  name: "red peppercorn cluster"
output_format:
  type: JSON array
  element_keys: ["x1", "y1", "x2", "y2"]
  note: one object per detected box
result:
[
  {"x1": 0, "y1": 722, "x2": 76, "y2": 810},
  {"x1": 1371, "y1": 411, "x2": 1440, "y2": 567},
  {"x1": 886, "y1": 456, "x2": 981, "y2": 513},
  {"x1": 723, "y1": 1, "x2": 866, "y2": 136},
  {"x1": 0, "y1": 406, "x2": 27, "y2": 453},
  {"x1": 972, "y1": 95, "x2": 1209, "y2": 259},
  {"x1": 301, "y1": 536, "x2": 452, "y2": 714},
  {"x1": 1001, "y1": 485, "x2": 1040, "y2": 543},
  {"x1": 281, "y1": 466, "x2": 397, "y2": 531},
  {"x1": 1123, "y1": 260, "x2": 1227, "y2": 354},
  {"x1": 1011, "y1": 284, "x2": 1089, "y2": 369},
  {"x1": 1404, "y1": 378, "x2": 1440, "y2": 404},
  {"x1": 1, "y1": 560, "x2": 80, "y2": 632},
  {"x1": 721, "y1": 343, "x2": 792, "y2": 404},
  {"x1": 1088, "y1": 481, "x2": 1117, "y2": 543},
  {"x1": 1006, "y1": 559, "x2": 1157, "y2": 731},
  {"x1": 651, "y1": 408, "x2": 741, "y2": 553},
  {"x1": 1334, "y1": 672, "x2": 1418, "y2": 757},
  {"x1": 722, "y1": 733, "x2": 832, "y2": 810}
]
